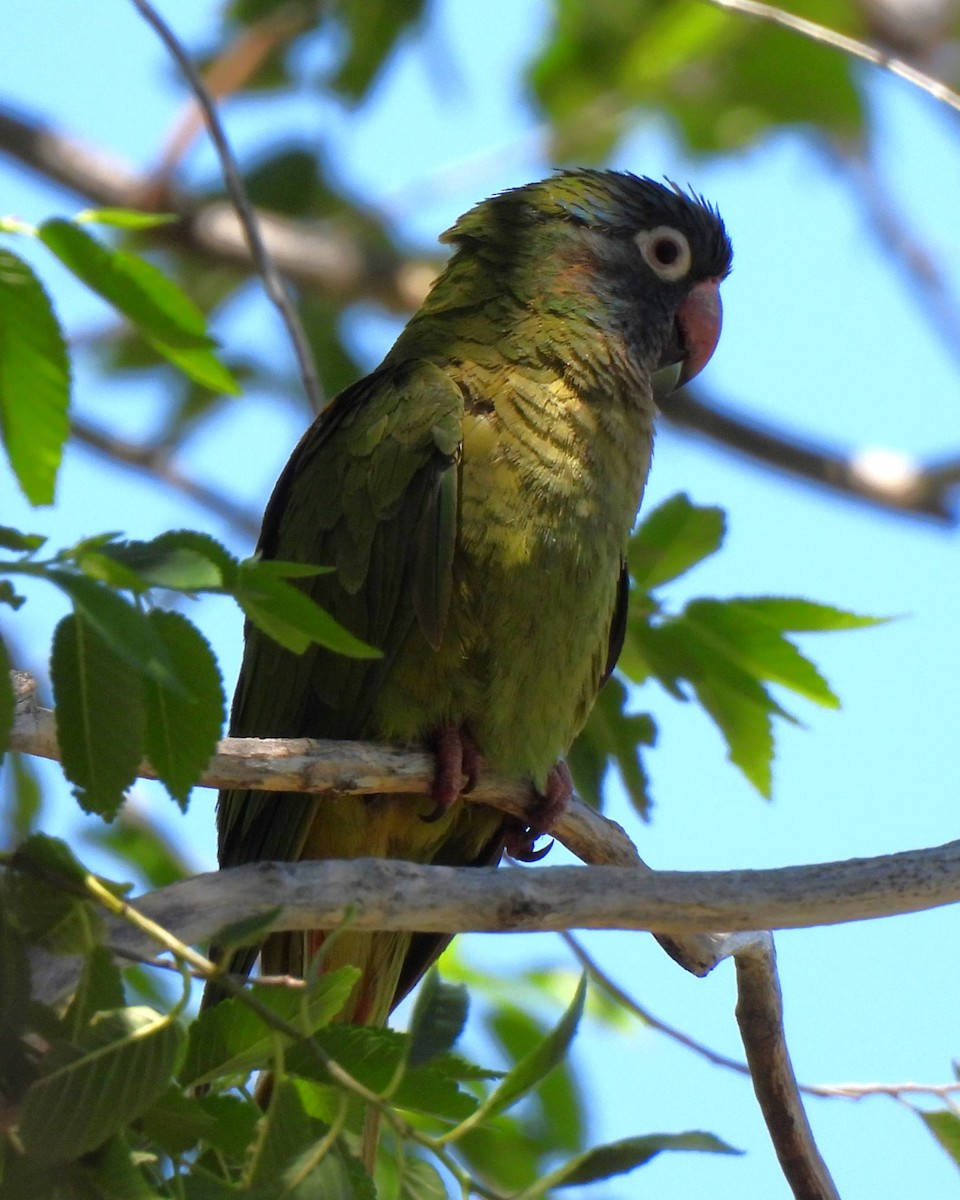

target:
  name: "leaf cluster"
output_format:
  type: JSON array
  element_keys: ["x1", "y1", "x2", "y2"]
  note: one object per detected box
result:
[
  {"x1": 0, "y1": 841, "x2": 738, "y2": 1197},
  {"x1": 570, "y1": 493, "x2": 882, "y2": 816}
]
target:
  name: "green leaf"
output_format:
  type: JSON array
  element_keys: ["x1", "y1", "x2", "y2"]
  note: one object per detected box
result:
[
  {"x1": 629, "y1": 493, "x2": 725, "y2": 588},
  {"x1": 0, "y1": 249, "x2": 70, "y2": 505},
  {"x1": 395, "y1": 1157, "x2": 447, "y2": 1200},
  {"x1": 0, "y1": 919, "x2": 33, "y2": 1102},
  {"x1": 733, "y1": 596, "x2": 886, "y2": 632},
  {"x1": 17, "y1": 1006, "x2": 184, "y2": 1162},
  {"x1": 684, "y1": 599, "x2": 839, "y2": 707},
  {"x1": 921, "y1": 1109, "x2": 960, "y2": 1168},
  {"x1": 179, "y1": 967, "x2": 359, "y2": 1088},
  {"x1": 195, "y1": 1091, "x2": 260, "y2": 1159},
  {"x1": 50, "y1": 613, "x2": 145, "y2": 818},
  {"x1": 286, "y1": 1026, "x2": 479, "y2": 1121},
  {"x1": 568, "y1": 676, "x2": 655, "y2": 818},
  {"x1": 143, "y1": 610, "x2": 225, "y2": 809},
  {"x1": 330, "y1": 0, "x2": 429, "y2": 102},
  {"x1": 237, "y1": 560, "x2": 381, "y2": 658},
  {"x1": 553, "y1": 1131, "x2": 740, "y2": 1187},
  {"x1": 407, "y1": 970, "x2": 468, "y2": 1067},
  {"x1": 3, "y1": 836, "x2": 98, "y2": 954},
  {"x1": 63, "y1": 944, "x2": 125, "y2": 1039},
  {"x1": 77, "y1": 208, "x2": 178, "y2": 230},
  {"x1": 138, "y1": 1085, "x2": 223, "y2": 1157},
  {"x1": 0, "y1": 525, "x2": 46, "y2": 551},
  {"x1": 99, "y1": 530, "x2": 239, "y2": 592},
  {"x1": 37, "y1": 219, "x2": 239, "y2": 394},
  {"x1": 488, "y1": 1004, "x2": 584, "y2": 1154},
  {"x1": 38, "y1": 219, "x2": 212, "y2": 349},
  {"x1": 46, "y1": 569, "x2": 177, "y2": 686},
  {"x1": 244, "y1": 1078, "x2": 376, "y2": 1200},
  {"x1": 692, "y1": 671, "x2": 775, "y2": 797},
  {"x1": 475, "y1": 976, "x2": 586, "y2": 1122}
]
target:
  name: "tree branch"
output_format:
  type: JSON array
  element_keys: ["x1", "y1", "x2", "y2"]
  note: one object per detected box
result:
[
  {"x1": 663, "y1": 387, "x2": 959, "y2": 525},
  {"x1": 0, "y1": 106, "x2": 433, "y2": 313},
  {"x1": 10, "y1": 672, "x2": 857, "y2": 1198}
]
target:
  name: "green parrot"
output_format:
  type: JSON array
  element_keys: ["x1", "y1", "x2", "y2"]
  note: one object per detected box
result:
[{"x1": 211, "y1": 169, "x2": 732, "y2": 1029}]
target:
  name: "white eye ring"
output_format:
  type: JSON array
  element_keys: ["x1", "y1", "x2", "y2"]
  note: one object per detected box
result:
[{"x1": 634, "y1": 226, "x2": 693, "y2": 282}]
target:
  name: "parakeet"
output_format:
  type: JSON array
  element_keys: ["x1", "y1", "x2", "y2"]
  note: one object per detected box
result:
[{"x1": 210, "y1": 169, "x2": 732, "y2": 1029}]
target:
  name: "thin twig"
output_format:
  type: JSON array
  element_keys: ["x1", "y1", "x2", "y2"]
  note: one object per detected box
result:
[
  {"x1": 562, "y1": 931, "x2": 754, "y2": 1076},
  {"x1": 705, "y1": 0, "x2": 960, "y2": 113},
  {"x1": 662, "y1": 387, "x2": 958, "y2": 525},
  {"x1": 128, "y1": 0, "x2": 325, "y2": 413}
]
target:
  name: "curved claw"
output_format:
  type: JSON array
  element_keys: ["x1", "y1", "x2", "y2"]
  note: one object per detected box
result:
[{"x1": 423, "y1": 725, "x2": 483, "y2": 822}]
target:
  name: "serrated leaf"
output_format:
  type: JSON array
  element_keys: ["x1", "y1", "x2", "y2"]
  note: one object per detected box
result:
[
  {"x1": 51, "y1": 613, "x2": 145, "y2": 818},
  {"x1": 36, "y1": 219, "x2": 239, "y2": 395},
  {"x1": 568, "y1": 676, "x2": 655, "y2": 818},
  {"x1": 46, "y1": 570, "x2": 177, "y2": 686},
  {"x1": 237, "y1": 561, "x2": 380, "y2": 658},
  {"x1": 407, "y1": 970, "x2": 468, "y2": 1067},
  {"x1": 733, "y1": 596, "x2": 886, "y2": 632},
  {"x1": 63, "y1": 944, "x2": 125, "y2": 1038},
  {"x1": 628, "y1": 493, "x2": 725, "y2": 588},
  {"x1": 77, "y1": 208, "x2": 178, "y2": 230},
  {"x1": 101, "y1": 530, "x2": 239, "y2": 592},
  {"x1": 17, "y1": 1007, "x2": 184, "y2": 1162},
  {"x1": 0, "y1": 248, "x2": 70, "y2": 505},
  {"x1": 286, "y1": 1026, "x2": 478, "y2": 1121},
  {"x1": 38, "y1": 219, "x2": 213, "y2": 350},
  {"x1": 474, "y1": 976, "x2": 586, "y2": 1122},
  {"x1": 553, "y1": 1131, "x2": 740, "y2": 1187},
  {"x1": 143, "y1": 610, "x2": 225, "y2": 809},
  {"x1": 684, "y1": 598, "x2": 839, "y2": 707},
  {"x1": 920, "y1": 1109, "x2": 960, "y2": 1168},
  {"x1": 692, "y1": 672, "x2": 774, "y2": 797},
  {"x1": 180, "y1": 967, "x2": 359, "y2": 1088}
]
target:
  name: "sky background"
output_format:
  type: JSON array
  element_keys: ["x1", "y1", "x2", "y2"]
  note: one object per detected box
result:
[{"x1": 3, "y1": 2, "x2": 960, "y2": 1197}]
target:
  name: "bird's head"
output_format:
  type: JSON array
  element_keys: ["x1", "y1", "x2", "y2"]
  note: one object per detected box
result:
[{"x1": 440, "y1": 169, "x2": 732, "y2": 394}]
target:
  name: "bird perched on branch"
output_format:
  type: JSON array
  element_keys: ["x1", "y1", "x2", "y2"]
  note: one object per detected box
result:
[{"x1": 210, "y1": 169, "x2": 731, "y2": 1029}]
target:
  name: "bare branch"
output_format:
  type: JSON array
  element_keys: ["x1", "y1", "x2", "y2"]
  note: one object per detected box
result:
[
  {"x1": 12, "y1": 677, "x2": 960, "y2": 939},
  {"x1": 663, "y1": 387, "x2": 959, "y2": 525},
  {"x1": 129, "y1": 0, "x2": 323, "y2": 412},
  {"x1": 0, "y1": 107, "x2": 432, "y2": 312},
  {"x1": 71, "y1": 417, "x2": 260, "y2": 537}
]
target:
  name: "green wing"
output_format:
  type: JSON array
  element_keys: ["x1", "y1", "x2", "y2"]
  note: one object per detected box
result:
[{"x1": 217, "y1": 359, "x2": 463, "y2": 877}]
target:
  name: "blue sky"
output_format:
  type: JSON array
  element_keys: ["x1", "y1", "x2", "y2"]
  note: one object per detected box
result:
[{"x1": 3, "y1": 2, "x2": 960, "y2": 1197}]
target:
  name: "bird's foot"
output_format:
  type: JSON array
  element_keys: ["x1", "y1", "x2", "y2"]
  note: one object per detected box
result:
[
  {"x1": 423, "y1": 725, "x2": 483, "y2": 822},
  {"x1": 503, "y1": 761, "x2": 573, "y2": 862}
]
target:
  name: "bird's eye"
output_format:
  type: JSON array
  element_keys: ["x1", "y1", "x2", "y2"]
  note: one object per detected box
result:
[{"x1": 634, "y1": 226, "x2": 693, "y2": 282}]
